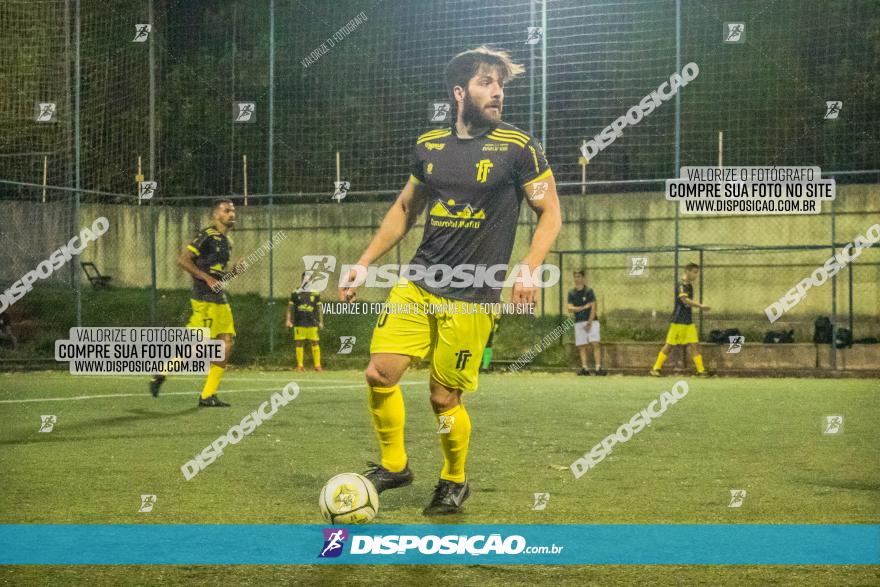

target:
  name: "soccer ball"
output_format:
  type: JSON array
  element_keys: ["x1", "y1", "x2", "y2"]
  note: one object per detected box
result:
[{"x1": 319, "y1": 473, "x2": 379, "y2": 524}]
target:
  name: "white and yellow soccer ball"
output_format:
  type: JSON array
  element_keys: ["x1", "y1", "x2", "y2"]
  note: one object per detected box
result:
[{"x1": 319, "y1": 473, "x2": 379, "y2": 524}]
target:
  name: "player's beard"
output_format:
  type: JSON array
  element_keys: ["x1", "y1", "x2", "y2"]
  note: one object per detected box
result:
[{"x1": 461, "y1": 92, "x2": 500, "y2": 129}]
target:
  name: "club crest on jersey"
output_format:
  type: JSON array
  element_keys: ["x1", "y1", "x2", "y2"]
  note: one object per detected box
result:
[{"x1": 476, "y1": 159, "x2": 494, "y2": 183}]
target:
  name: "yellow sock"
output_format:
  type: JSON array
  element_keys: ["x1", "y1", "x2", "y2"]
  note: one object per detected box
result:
[
  {"x1": 694, "y1": 354, "x2": 705, "y2": 373},
  {"x1": 311, "y1": 345, "x2": 321, "y2": 367},
  {"x1": 295, "y1": 346, "x2": 304, "y2": 368},
  {"x1": 200, "y1": 364, "x2": 224, "y2": 399},
  {"x1": 652, "y1": 351, "x2": 667, "y2": 371},
  {"x1": 436, "y1": 404, "x2": 471, "y2": 484},
  {"x1": 368, "y1": 385, "x2": 407, "y2": 472}
]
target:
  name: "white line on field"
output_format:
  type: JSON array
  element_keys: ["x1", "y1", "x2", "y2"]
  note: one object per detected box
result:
[
  {"x1": 0, "y1": 381, "x2": 426, "y2": 404},
  {"x1": 0, "y1": 374, "x2": 359, "y2": 384}
]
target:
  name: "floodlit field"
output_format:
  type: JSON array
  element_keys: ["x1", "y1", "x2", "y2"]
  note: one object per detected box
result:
[{"x1": 1, "y1": 369, "x2": 877, "y2": 583}]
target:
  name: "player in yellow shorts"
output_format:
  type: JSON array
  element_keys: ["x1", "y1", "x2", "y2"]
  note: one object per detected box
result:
[
  {"x1": 651, "y1": 263, "x2": 711, "y2": 377},
  {"x1": 286, "y1": 272, "x2": 323, "y2": 372},
  {"x1": 339, "y1": 46, "x2": 561, "y2": 515},
  {"x1": 149, "y1": 199, "x2": 242, "y2": 407}
]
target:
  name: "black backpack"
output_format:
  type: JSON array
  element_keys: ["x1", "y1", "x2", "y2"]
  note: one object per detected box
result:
[
  {"x1": 835, "y1": 328, "x2": 853, "y2": 349},
  {"x1": 814, "y1": 316, "x2": 833, "y2": 344},
  {"x1": 764, "y1": 329, "x2": 794, "y2": 344},
  {"x1": 710, "y1": 328, "x2": 742, "y2": 344}
]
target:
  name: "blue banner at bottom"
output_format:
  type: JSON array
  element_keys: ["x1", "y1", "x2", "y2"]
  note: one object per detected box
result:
[{"x1": 0, "y1": 524, "x2": 877, "y2": 565}]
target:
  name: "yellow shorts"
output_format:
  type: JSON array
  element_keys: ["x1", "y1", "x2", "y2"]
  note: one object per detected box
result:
[
  {"x1": 186, "y1": 299, "x2": 236, "y2": 338},
  {"x1": 370, "y1": 280, "x2": 496, "y2": 392},
  {"x1": 665, "y1": 323, "x2": 699, "y2": 345},
  {"x1": 294, "y1": 326, "x2": 320, "y2": 341}
]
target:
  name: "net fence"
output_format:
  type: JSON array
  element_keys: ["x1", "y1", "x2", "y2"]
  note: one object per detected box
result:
[{"x1": 0, "y1": 0, "x2": 877, "y2": 365}]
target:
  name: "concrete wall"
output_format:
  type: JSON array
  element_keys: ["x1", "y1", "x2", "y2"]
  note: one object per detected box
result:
[
  {"x1": 2, "y1": 185, "x2": 877, "y2": 326},
  {"x1": 563, "y1": 342, "x2": 879, "y2": 374}
]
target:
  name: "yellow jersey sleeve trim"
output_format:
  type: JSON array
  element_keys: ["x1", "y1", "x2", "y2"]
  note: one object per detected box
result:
[
  {"x1": 522, "y1": 168, "x2": 553, "y2": 187},
  {"x1": 418, "y1": 128, "x2": 451, "y2": 140},
  {"x1": 492, "y1": 128, "x2": 531, "y2": 142},
  {"x1": 187, "y1": 245, "x2": 200, "y2": 256},
  {"x1": 409, "y1": 174, "x2": 422, "y2": 185},
  {"x1": 678, "y1": 293, "x2": 689, "y2": 297},
  {"x1": 416, "y1": 130, "x2": 451, "y2": 144}
]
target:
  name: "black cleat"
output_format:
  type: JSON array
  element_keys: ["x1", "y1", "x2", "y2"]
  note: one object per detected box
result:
[
  {"x1": 696, "y1": 371, "x2": 713, "y2": 378},
  {"x1": 577, "y1": 368, "x2": 590, "y2": 376},
  {"x1": 149, "y1": 375, "x2": 165, "y2": 397},
  {"x1": 198, "y1": 395, "x2": 230, "y2": 407},
  {"x1": 423, "y1": 478, "x2": 470, "y2": 516},
  {"x1": 594, "y1": 369, "x2": 607, "y2": 376},
  {"x1": 364, "y1": 461, "x2": 413, "y2": 494}
]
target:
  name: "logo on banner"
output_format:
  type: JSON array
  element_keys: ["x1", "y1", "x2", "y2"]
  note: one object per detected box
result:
[
  {"x1": 727, "y1": 335, "x2": 745, "y2": 354},
  {"x1": 139, "y1": 494, "x2": 157, "y2": 512},
  {"x1": 301, "y1": 256, "x2": 337, "y2": 292},
  {"x1": 35, "y1": 102, "x2": 57, "y2": 123},
  {"x1": 728, "y1": 489, "x2": 747, "y2": 508},
  {"x1": 337, "y1": 336, "x2": 356, "y2": 354},
  {"x1": 333, "y1": 181, "x2": 350, "y2": 202},
  {"x1": 824, "y1": 101, "x2": 842, "y2": 120},
  {"x1": 139, "y1": 181, "x2": 157, "y2": 201},
  {"x1": 823, "y1": 415, "x2": 843, "y2": 435},
  {"x1": 724, "y1": 23, "x2": 745, "y2": 43},
  {"x1": 133, "y1": 24, "x2": 151, "y2": 42},
  {"x1": 39, "y1": 415, "x2": 57, "y2": 433},
  {"x1": 437, "y1": 415, "x2": 455, "y2": 434},
  {"x1": 532, "y1": 493, "x2": 550, "y2": 511},
  {"x1": 526, "y1": 27, "x2": 543, "y2": 45},
  {"x1": 429, "y1": 102, "x2": 451, "y2": 123},
  {"x1": 319, "y1": 528, "x2": 348, "y2": 558},
  {"x1": 234, "y1": 102, "x2": 256, "y2": 123},
  {"x1": 629, "y1": 256, "x2": 648, "y2": 276}
]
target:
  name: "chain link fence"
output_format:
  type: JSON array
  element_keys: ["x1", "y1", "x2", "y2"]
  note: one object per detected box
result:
[{"x1": 1, "y1": 0, "x2": 878, "y2": 367}]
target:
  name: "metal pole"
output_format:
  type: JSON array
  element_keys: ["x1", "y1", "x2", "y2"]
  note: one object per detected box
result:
[
  {"x1": 558, "y1": 251, "x2": 564, "y2": 346},
  {"x1": 848, "y1": 259, "x2": 853, "y2": 336},
  {"x1": 148, "y1": 0, "x2": 158, "y2": 325},
  {"x1": 673, "y1": 0, "x2": 682, "y2": 288},
  {"x1": 528, "y1": 0, "x2": 535, "y2": 136},
  {"x1": 229, "y1": 7, "x2": 237, "y2": 194},
  {"x1": 267, "y1": 0, "x2": 276, "y2": 353},
  {"x1": 540, "y1": 0, "x2": 547, "y2": 150},
  {"x1": 73, "y1": 0, "x2": 82, "y2": 327},
  {"x1": 698, "y1": 249, "x2": 704, "y2": 341},
  {"x1": 831, "y1": 209, "x2": 838, "y2": 365}
]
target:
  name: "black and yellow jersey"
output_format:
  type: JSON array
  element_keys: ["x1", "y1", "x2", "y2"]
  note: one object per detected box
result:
[
  {"x1": 187, "y1": 227, "x2": 231, "y2": 303},
  {"x1": 408, "y1": 121, "x2": 552, "y2": 303},
  {"x1": 671, "y1": 280, "x2": 694, "y2": 324},
  {"x1": 289, "y1": 291, "x2": 321, "y2": 327}
]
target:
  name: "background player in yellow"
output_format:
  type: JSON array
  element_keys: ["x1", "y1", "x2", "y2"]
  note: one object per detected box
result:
[
  {"x1": 149, "y1": 199, "x2": 243, "y2": 406},
  {"x1": 339, "y1": 46, "x2": 561, "y2": 515},
  {"x1": 286, "y1": 272, "x2": 324, "y2": 372},
  {"x1": 651, "y1": 262, "x2": 711, "y2": 377}
]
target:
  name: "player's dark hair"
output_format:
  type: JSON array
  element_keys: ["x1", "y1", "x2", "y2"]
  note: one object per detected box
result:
[
  {"x1": 685, "y1": 263, "x2": 700, "y2": 271},
  {"x1": 445, "y1": 46, "x2": 524, "y2": 106},
  {"x1": 211, "y1": 198, "x2": 234, "y2": 211},
  {"x1": 573, "y1": 269, "x2": 585, "y2": 277}
]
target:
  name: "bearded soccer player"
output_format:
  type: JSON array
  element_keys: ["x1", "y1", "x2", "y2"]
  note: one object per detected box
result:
[
  {"x1": 150, "y1": 199, "x2": 241, "y2": 406},
  {"x1": 651, "y1": 262, "x2": 711, "y2": 377},
  {"x1": 339, "y1": 46, "x2": 561, "y2": 515}
]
